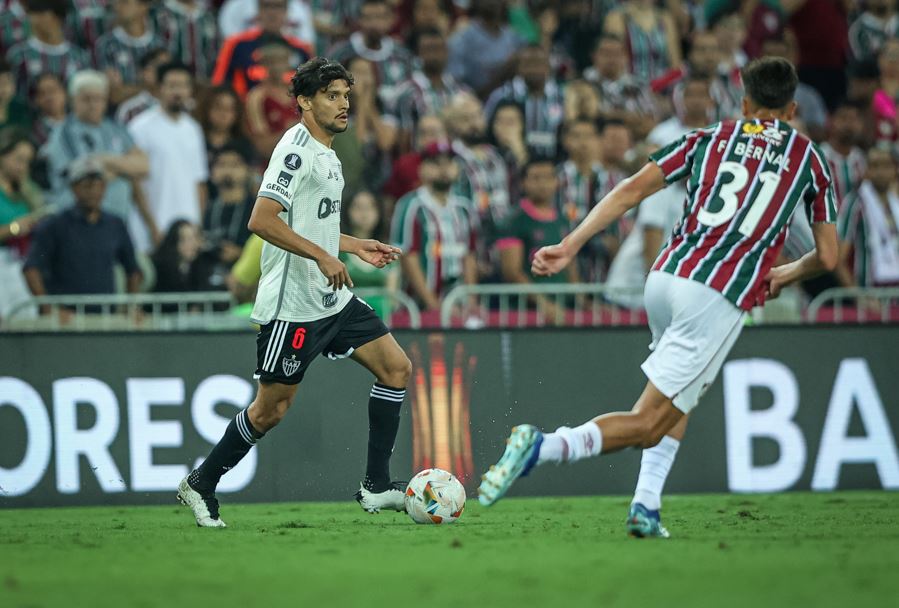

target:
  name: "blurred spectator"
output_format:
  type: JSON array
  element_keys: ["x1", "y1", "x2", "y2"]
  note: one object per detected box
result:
[
  {"x1": 836, "y1": 146, "x2": 899, "y2": 288},
  {"x1": 704, "y1": 0, "x2": 783, "y2": 60},
  {"x1": 115, "y1": 47, "x2": 171, "y2": 126},
  {"x1": 152, "y1": 219, "x2": 218, "y2": 293},
  {"x1": 390, "y1": 140, "x2": 477, "y2": 311},
  {"x1": 129, "y1": 62, "x2": 208, "y2": 253},
  {"x1": 24, "y1": 156, "x2": 141, "y2": 299},
  {"x1": 403, "y1": 0, "x2": 452, "y2": 41},
  {"x1": 595, "y1": 118, "x2": 631, "y2": 200},
  {"x1": 331, "y1": 56, "x2": 396, "y2": 195},
  {"x1": 41, "y1": 70, "x2": 152, "y2": 228},
  {"x1": 872, "y1": 38, "x2": 899, "y2": 144},
  {"x1": 203, "y1": 143, "x2": 254, "y2": 266},
  {"x1": 789, "y1": 0, "x2": 849, "y2": 108},
  {"x1": 197, "y1": 85, "x2": 254, "y2": 171},
  {"x1": 339, "y1": 190, "x2": 399, "y2": 318},
  {"x1": 603, "y1": 0, "x2": 682, "y2": 83},
  {"x1": 154, "y1": 0, "x2": 220, "y2": 80},
  {"x1": 212, "y1": 0, "x2": 312, "y2": 99},
  {"x1": 557, "y1": 117, "x2": 599, "y2": 229},
  {"x1": 497, "y1": 156, "x2": 576, "y2": 320},
  {"x1": 487, "y1": 99, "x2": 527, "y2": 197},
  {"x1": 848, "y1": 0, "x2": 897, "y2": 66},
  {"x1": 443, "y1": 92, "x2": 511, "y2": 249},
  {"x1": 556, "y1": 0, "x2": 604, "y2": 72},
  {"x1": 821, "y1": 100, "x2": 867, "y2": 208},
  {"x1": 382, "y1": 112, "x2": 446, "y2": 201},
  {"x1": 29, "y1": 72, "x2": 66, "y2": 149},
  {"x1": 245, "y1": 36, "x2": 300, "y2": 158},
  {"x1": 533, "y1": 2, "x2": 575, "y2": 81},
  {"x1": 310, "y1": 0, "x2": 360, "y2": 53},
  {"x1": 392, "y1": 27, "x2": 468, "y2": 153},
  {"x1": 447, "y1": 0, "x2": 524, "y2": 96},
  {"x1": 94, "y1": 0, "x2": 160, "y2": 105},
  {"x1": 67, "y1": 0, "x2": 110, "y2": 50},
  {"x1": 761, "y1": 33, "x2": 828, "y2": 141},
  {"x1": 218, "y1": 0, "x2": 317, "y2": 45},
  {"x1": 563, "y1": 79, "x2": 602, "y2": 122},
  {"x1": 485, "y1": 44, "x2": 565, "y2": 159},
  {"x1": 0, "y1": 129, "x2": 43, "y2": 318},
  {"x1": 0, "y1": 57, "x2": 29, "y2": 131},
  {"x1": 6, "y1": 0, "x2": 89, "y2": 95},
  {"x1": 0, "y1": 1, "x2": 29, "y2": 55},
  {"x1": 328, "y1": 0, "x2": 416, "y2": 106},
  {"x1": 711, "y1": 10, "x2": 748, "y2": 73},
  {"x1": 584, "y1": 34, "x2": 657, "y2": 140}
]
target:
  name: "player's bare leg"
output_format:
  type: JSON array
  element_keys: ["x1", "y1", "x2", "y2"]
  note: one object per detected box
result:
[
  {"x1": 627, "y1": 414, "x2": 689, "y2": 538},
  {"x1": 350, "y1": 333, "x2": 413, "y2": 513},
  {"x1": 478, "y1": 381, "x2": 683, "y2": 506},
  {"x1": 178, "y1": 381, "x2": 298, "y2": 527}
]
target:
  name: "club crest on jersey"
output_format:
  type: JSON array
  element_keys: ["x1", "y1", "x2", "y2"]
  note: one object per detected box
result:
[
  {"x1": 322, "y1": 293, "x2": 339, "y2": 308},
  {"x1": 278, "y1": 171, "x2": 293, "y2": 188},
  {"x1": 284, "y1": 153, "x2": 301, "y2": 170},
  {"x1": 282, "y1": 354, "x2": 301, "y2": 376}
]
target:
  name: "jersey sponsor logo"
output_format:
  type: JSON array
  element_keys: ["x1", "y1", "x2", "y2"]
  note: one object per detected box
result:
[
  {"x1": 282, "y1": 354, "x2": 302, "y2": 376},
  {"x1": 322, "y1": 292, "x2": 339, "y2": 308},
  {"x1": 277, "y1": 171, "x2": 293, "y2": 188},
  {"x1": 284, "y1": 153, "x2": 301, "y2": 170},
  {"x1": 264, "y1": 182, "x2": 291, "y2": 198},
  {"x1": 740, "y1": 122, "x2": 786, "y2": 146},
  {"x1": 317, "y1": 197, "x2": 340, "y2": 219}
]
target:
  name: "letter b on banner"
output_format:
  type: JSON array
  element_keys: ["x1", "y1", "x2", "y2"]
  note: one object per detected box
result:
[{"x1": 723, "y1": 359, "x2": 806, "y2": 492}]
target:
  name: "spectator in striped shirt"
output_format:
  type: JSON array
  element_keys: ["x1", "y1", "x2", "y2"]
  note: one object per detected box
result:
[
  {"x1": 154, "y1": 0, "x2": 220, "y2": 81},
  {"x1": 0, "y1": 1, "x2": 29, "y2": 56},
  {"x1": 6, "y1": 0, "x2": 89, "y2": 96},
  {"x1": 115, "y1": 47, "x2": 170, "y2": 126},
  {"x1": 67, "y1": 0, "x2": 110, "y2": 51},
  {"x1": 40, "y1": 70, "x2": 152, "y2": 230},
  {"x1": 212, "y1": 0, "x2": 312, "y2": 99},
  {"x1": 328, "y1": 0, "x2": 416, "y2": 106},
  {"x1": 848, "y1": 0, "x2": 898, "y2": 66},
  {"x1": 95, "y1": 0, "x2": 162, "y2": 105},
  {"x1": 29, "y1": 72, "x2": 65, "y2": 151},
  {"x1": 392, "y1": 27, "x2": 468, "y2": 153},
  {"x1": 821, "y1": 100, "x2": 867, "y2": 209},
  {"x1": 484, "y1": 44, "x2": 565, "y2": 160}
]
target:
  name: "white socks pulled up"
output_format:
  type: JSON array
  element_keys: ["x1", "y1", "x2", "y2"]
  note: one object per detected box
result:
[{"x1": 537, "y1": 421, "x2": 603, "y2": 465}]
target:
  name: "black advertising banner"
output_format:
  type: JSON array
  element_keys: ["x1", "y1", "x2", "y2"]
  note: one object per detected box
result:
[{"x1": 1, "y1": 327, "x2": 897, "y2": 507}]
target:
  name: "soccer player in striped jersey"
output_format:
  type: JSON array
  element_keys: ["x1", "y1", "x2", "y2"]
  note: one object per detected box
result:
[
  {"x1": 478, "y1": 58, "x2": 840, "y2": 533},
  {"x1": 177, "y1": 58, "x2": 411, "y2": 528}
]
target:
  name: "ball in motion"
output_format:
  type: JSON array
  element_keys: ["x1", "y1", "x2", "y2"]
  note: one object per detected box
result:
[{"x1": 404, "y1": 468, "x2": 466, "y2": 524}]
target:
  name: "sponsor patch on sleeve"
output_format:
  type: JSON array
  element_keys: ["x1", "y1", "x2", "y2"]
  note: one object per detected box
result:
[{"x1": 277, "y1": 171, "x2": 293, "y2": 188}]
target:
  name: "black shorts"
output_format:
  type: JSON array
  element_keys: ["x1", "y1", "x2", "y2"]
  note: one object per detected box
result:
[{"x1": 255, "y1": 296, "x2": 390, "y2": 385}]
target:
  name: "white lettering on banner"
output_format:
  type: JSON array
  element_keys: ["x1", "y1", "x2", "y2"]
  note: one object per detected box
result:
[
  {"x1": 53, "y1": 378, "x2": 125, "y2": 494},
  {"x1": 0, "y1": 377, "x2": 52, "y2": 496},
  {"x1": 811, "y1": 359, "x2": 899, "y2": 490},
  {"x1": 724, "y1": 359, "x2": 807, "y2": 492},
  {"x1": 191, "y1": 375, "x2": 255, "y2": 493},
  {"x1": 127, "y1": 379, "x2": 188, "y2": 491}
]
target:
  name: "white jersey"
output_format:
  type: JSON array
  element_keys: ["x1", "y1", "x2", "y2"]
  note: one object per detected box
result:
[{"x1": 251, "y1": 123, "x2": 351, "y2": 324}]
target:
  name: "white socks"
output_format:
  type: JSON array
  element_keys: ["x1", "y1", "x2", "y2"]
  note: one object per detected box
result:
[
  {"x1": 537, "y1": 421, "x2": 603, "y2": 465},
  {"x1": 632, "y1": 435, "x2": 680, "y2": 511}
]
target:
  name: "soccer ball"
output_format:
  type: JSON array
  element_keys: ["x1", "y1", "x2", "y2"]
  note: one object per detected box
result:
[{"x1": 404, "y1": 468, "x2": 466, "y2": 524}]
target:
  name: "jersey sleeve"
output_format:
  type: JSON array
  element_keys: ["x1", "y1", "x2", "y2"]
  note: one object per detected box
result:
[
  {"x1": 257, "y1": 136, "x2": 313, "y2": 210},
  {"x1": 805, "y1": 145, "x2": 838, "y2": 224},
  {"x1": 648, "y1": 127, "x2": 711, "y2": 185}
]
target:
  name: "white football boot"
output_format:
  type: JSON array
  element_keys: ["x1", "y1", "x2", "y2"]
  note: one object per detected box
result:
[{"x1": 177, "y1": 476, "x2": 227, "y2": 528}]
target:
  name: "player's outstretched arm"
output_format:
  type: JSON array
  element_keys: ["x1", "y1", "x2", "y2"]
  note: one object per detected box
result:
[
  {"x1": 248, "y1": 196, "x2": 353, "y2": 290},
  {"x1": 532, "y1": 162, "x2": 666, "y2": 277},
  {"x1": 765, "y1": 223, "x2": 839, "y2": 299},
  {"x1": 340, "y1": 234, "x2": 402, "y2": 268}
]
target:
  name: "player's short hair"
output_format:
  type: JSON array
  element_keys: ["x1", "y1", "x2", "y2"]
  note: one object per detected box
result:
[
  {"x1": 290, "y1": 57, "x2": 354, "y2": 100},
  {"x1": 156, "y1": 61, "x2": 192, "y2": 84},
  {"x1": 741, "y1": 57, "x2": 798, "y2": 110}
]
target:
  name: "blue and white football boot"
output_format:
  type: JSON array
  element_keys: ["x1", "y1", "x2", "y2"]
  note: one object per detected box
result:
[
  {"x1": 478, "y1": 425, "x2": 543, "y2": 507},
  {"x1": 626, "y1": 503, "x2": 670, "y2": 539}
]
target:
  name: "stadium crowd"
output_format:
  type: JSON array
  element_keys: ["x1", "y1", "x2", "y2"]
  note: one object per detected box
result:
[{"x1": 0, "y1": 0, "x2": 898, "y2": 323}]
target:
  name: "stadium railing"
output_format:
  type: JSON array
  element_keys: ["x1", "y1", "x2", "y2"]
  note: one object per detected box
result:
[
  {"x1": 806, "y1": 287, "x2": 899, "y2": 324},
  {"x1": 439, "y1": 283, "x2": 648, "y2": 328}
]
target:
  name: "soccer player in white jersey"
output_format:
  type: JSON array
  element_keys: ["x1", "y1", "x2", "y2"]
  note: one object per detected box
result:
[
  {"x1": 178, "y1": 58, "x2": 412, "y2": 528},
  {"x1": 477, "y1": 58, "x2": 840, "y2": 535}
]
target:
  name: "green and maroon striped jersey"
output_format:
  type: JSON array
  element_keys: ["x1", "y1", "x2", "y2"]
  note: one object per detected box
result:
[
  {"x1": 0, "y1": 1, "x2": 28, "y2": 55},
  {"x1": 153, "y1": 0, "x2": 219, "y2": 80},
  {"x1": 6, "y1": 37, "x2": 90, "y2": 95},
  {"x1": 649, "y1": 118, "x2": 838, "y2": 310}
]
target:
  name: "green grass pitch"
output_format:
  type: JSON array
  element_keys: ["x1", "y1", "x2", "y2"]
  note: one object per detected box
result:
[{"x1": 1, "y1": 491, "x2": 897, "y2": 608}]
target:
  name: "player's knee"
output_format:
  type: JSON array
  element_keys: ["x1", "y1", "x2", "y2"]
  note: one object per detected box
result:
[
  {"x1": 382, "y1": 353, "x2": 412, "y2": 387},
  {"x1": 253, "y1": 399, "x2": 290, "y2": 431},
  {"x1": 634, "y1": 410, "x2": 671, "y2": 449}
]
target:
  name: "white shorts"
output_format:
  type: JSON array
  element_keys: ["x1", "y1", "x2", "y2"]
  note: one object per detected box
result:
[{"x1": 641, "y1": 271, "x2": 746, "y2": 414}]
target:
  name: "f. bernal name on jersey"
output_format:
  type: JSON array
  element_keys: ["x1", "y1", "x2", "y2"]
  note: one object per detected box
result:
[{"x1": 717, "y1": 138, "x2": 793, "y2": 172}]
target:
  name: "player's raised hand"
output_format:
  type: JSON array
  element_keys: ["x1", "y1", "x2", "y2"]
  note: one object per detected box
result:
[
  {"x1": 355, "y1": 239, "x2": 402, "y2": 268},
  {"x1": 532, "y1": 243, "x2": 573, "y2": 277},
  {"x1": 317, "y1": 255, "x2": 353, "y2": 290}
]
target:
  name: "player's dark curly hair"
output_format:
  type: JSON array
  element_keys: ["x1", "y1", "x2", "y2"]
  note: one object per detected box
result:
[
  {"x1": 289, "y1": 57, "x2": 354, "y2": 101},
  {"x1": 741, "y1": 57, "x2": 798, "y2": 110}
]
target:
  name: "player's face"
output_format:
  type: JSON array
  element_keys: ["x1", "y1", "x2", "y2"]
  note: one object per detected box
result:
[
  {"x1": 523, "y1": 163, "x2": 558, "y2": 205},
  {"x1": 73, "y1": 88, "x2": 109, "y2": 125},
  {"x1": 309, "y1": 80, "x2": 351, "y2": 134}
]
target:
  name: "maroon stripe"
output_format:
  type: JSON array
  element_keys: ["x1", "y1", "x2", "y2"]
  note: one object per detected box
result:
[{"x1": 737, "y1": 229, "x2": 787, "y2": 310}]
